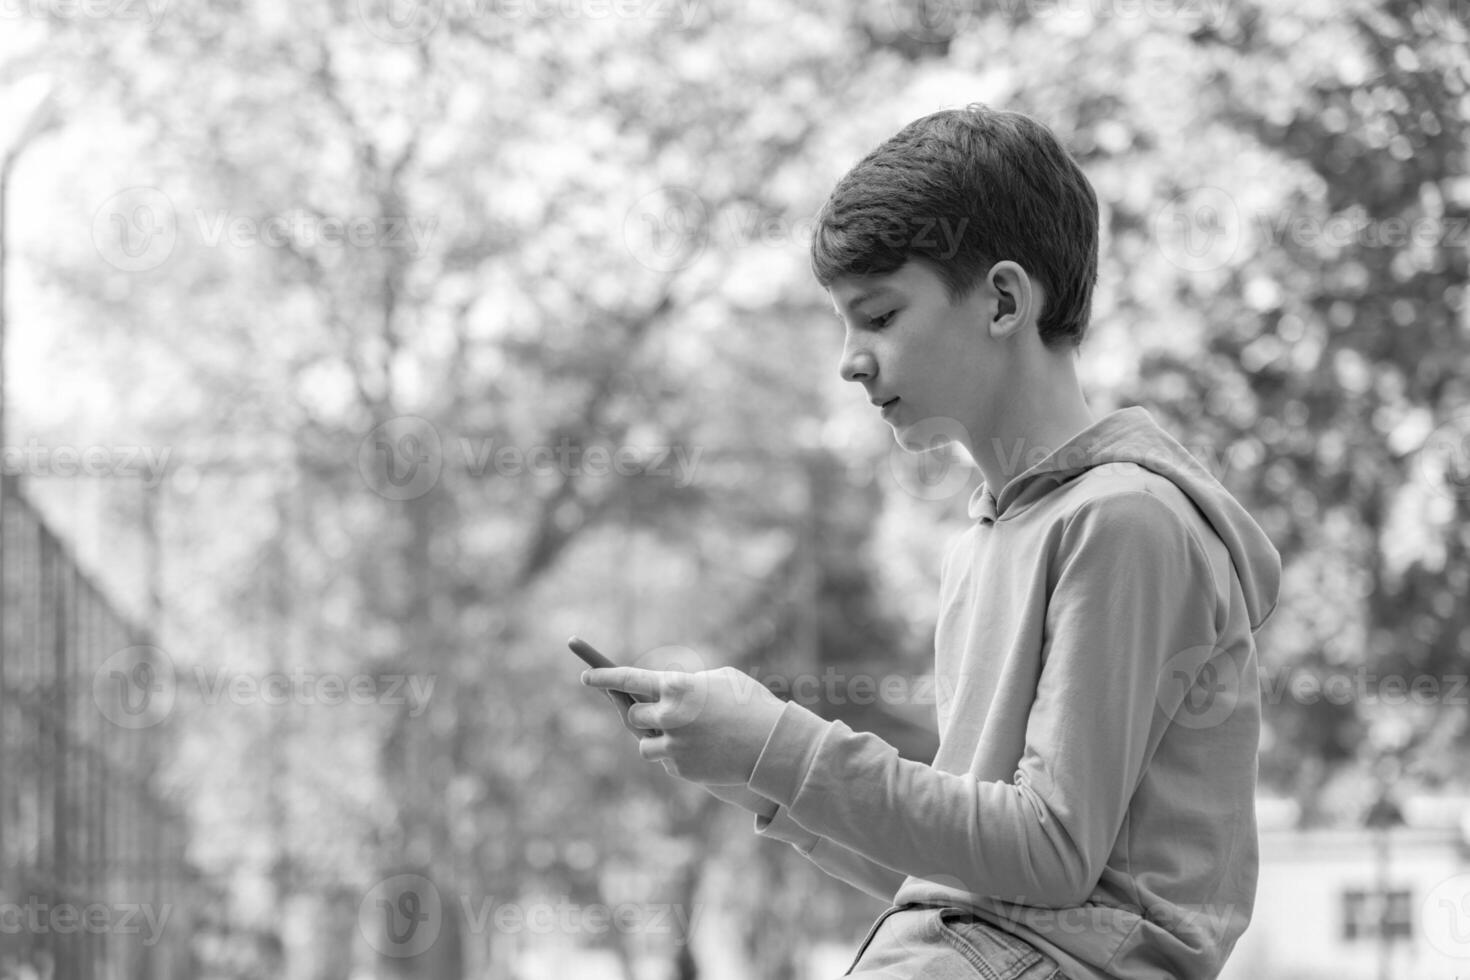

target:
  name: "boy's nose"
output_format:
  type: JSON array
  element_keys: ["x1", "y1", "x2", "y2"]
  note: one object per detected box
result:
[{"x1": 840, "y1": 348, "x2": 876, "y2": 383}]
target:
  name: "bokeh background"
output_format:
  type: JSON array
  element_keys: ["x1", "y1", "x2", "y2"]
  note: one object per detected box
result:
[{"x1": 2, "y1": 0, "x2": 1469, "y2": 977}]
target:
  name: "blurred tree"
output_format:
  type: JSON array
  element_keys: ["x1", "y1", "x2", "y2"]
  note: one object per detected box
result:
[
  {"x1": 27, "y1": 2, "x2": 914, "y2": 976},
  {"x1": 1173, "y1": 0, "x2": 1470, "y2": 819}
]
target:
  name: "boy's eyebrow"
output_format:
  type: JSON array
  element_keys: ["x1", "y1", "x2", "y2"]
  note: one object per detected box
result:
[
  {"x1": 849, "y1": 285, "x2": 896, "y2": 309},
  {"x1": 833, "y1": 284, "x2": 898, "y2": 321}
]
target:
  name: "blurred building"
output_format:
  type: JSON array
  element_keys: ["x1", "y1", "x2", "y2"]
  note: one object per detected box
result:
[
  {"x1": 0, "y1": 475, "x2": 197, "y2": 980},
  {"x1": 1222, "y1": 795, "x2": 1470, "y2": 980}
]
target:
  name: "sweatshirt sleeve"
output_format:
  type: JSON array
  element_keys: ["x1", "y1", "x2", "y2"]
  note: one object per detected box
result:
[
  {"x1": 745, "y1": 490, "x2": 1219, "y2": 907},
  {"x1": 751, "y1": 805, "x2": 909, "y2": 904}
]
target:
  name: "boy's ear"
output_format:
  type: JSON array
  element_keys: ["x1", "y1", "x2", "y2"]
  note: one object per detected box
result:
[
  {"x1": 994, "y1": 280, "x2": 1016, "y2": 320},
  {"x1": 985, "y1": 261, "x2": 1036, "y2": 340}
]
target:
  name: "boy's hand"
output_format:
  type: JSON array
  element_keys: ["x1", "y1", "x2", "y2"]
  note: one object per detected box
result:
[{"x1": 581, "y1": 665, "x2": 786, "y2": 785}]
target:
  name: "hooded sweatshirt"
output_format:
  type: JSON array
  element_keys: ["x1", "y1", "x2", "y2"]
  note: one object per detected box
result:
[{"x1": 745, "y1": 405, "x2": 1282, "y2": 980}]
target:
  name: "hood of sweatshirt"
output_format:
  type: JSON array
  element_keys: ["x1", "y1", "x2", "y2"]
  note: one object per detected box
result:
[{"x1": 967, "y1": 405, "x2": 1282, "y2": 630}]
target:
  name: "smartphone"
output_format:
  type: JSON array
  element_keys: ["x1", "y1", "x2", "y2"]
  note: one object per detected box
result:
[{"x1": 568, "y1": 635, "x2": 662, "y2": 737}]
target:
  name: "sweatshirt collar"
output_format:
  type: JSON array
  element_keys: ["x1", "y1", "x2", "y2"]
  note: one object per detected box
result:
[
  {"x1": 967, "y1": 407, "x2": 1146, "y2": 524},
  {"x1": 963, "y1": 405, "x2": 1282, "y2": 630}
]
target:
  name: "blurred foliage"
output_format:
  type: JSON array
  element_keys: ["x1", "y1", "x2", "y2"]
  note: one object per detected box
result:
[{"x1": 1, "y1": 0, "x2": 1468, "y2": 975}]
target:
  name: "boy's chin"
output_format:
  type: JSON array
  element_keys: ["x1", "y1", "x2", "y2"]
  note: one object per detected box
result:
[
  {"x1": 890, "y1": 415, "x2": 971, "y2": 456},
  {"x1": 892, "y1": 427, "x2": 937, "y2": 454},
  {"x1": 888, "y1": 421, "x2": 972, "y2": 499}
]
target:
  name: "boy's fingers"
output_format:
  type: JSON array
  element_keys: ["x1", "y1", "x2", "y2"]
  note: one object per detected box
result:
[
  {"x1": 613, "y1": 694, "x2": 644, "y2": 731},
  {"x1": 627, "y1": 701, "x2": 666, "y2": 730},
  {"x1": 596, "y1": 690, "x2": 661, "y2": 737},
  {"x1": 582, "y1": 666, "x2": 662, "y2": 697},
  {"x1": 637, "y1": 733, "x2": 670, "y2": 765}
]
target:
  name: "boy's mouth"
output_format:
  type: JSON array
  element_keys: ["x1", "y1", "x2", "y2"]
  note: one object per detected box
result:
[{"x1": 879, "y1": 397, "x2": 900, "y2": 417}]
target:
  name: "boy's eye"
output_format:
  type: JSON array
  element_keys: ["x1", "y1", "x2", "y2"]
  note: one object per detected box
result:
[{"x1": 869, "y1": 310, "x2": 897, "y2": 329}]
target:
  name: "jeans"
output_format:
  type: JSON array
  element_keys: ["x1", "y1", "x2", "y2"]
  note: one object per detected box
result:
[{"x1": 842, "y1": 903, "x2": 1067, "y2": 979}]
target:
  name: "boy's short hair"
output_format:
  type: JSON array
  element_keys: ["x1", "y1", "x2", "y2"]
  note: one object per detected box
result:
[{"x1": 809, "y1": 103, "x2": 1099, "y2": 351}]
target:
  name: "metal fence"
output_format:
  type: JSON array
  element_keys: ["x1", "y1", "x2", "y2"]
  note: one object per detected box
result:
[{"x1": 0, "y1": 474, "x2": 196, "y2": 980}]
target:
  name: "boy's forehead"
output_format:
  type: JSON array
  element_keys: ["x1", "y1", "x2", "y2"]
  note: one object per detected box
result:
[{"x1": 828, "y1": 273, "x2": 903, "y2": 313}]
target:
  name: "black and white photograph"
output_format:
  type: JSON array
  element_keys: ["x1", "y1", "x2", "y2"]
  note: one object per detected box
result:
[{"x1": 1, "y1": 1, "x2": 1468, "y2": 977}]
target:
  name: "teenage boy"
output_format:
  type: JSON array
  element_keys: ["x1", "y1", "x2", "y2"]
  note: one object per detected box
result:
[{"x1": 584, "y1": 103, "x2": 1281, "y2": 979}]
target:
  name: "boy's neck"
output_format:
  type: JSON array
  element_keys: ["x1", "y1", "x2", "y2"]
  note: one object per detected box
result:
[{"x1": 967, "y1": 349, "x2": 1096, "y2": 498}]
